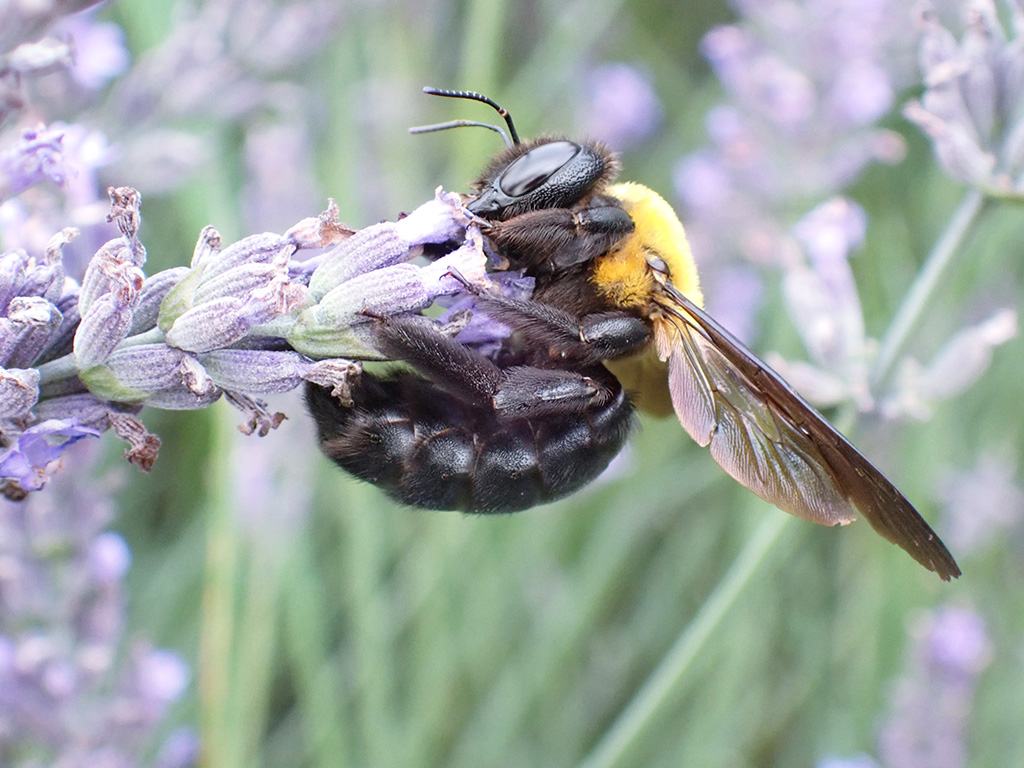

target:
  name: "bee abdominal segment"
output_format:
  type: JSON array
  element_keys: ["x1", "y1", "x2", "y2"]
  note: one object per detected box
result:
[{"x1": 306, "y1": 375, "x2": 633, "y2": 513}]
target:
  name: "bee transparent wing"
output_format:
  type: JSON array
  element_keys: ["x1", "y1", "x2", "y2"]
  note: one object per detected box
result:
[{"x1": 658, "y1": 284, "x2": 961, "y2": 581}]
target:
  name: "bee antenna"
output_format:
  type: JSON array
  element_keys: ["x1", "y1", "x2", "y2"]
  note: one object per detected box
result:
[
  {"x1": 419, "y1": 87, "x2": 521, "y2": 145},
  {"x1": 409, "y1": 119, "x2": 513, "y2": 147}
]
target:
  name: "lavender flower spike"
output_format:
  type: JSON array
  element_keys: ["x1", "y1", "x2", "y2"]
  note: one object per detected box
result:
[
  {"x1": 10, "y1": 185, "x2": 485, "y2": 492},
  {"x1": 905, "y1": 1, "x2": 1024, "y2": 198}
]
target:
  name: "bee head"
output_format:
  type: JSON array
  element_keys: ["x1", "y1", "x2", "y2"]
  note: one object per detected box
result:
[
  {"x1": 467, "y1": 137, "x2": 619, "y2": 221},
  {"x1": 411, "y1": 88, "x2": 620, "y2": 222}
]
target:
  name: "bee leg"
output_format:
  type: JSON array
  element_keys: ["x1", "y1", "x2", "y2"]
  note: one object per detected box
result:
[
  {"x1": 369, "y1": 314, "x2": 501, "y2": 406},
  {"x1": 368, "y1": 314, "x2": 616, "y2": 420},
  {"x1": 487, "y1": 203, "x2": 634, "y2": 271},
  {"x1": 492, "y1": 366, "x2": 617, "y2": 420},
  {"x1": 454, "y1": 284, "x2": 651, "y2": 364}
]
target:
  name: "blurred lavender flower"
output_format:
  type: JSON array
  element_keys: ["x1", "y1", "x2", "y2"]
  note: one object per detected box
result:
[
  {"x1": 0, "y1": 0, "x2": 106, "y2": 123},
  {"x1": 104, "y1": 0, "x2": 345, "y2": 194},
  {"x1": 877, "y1": 605, "x2": 993, "y2": 768},
  {"x1": 0, "y1": 127, "x2": 70, "y2": 201},
  {"x1": 54, "y1": 11, "x2": 131, "y2": 90},
  {"x1": 768, "y1": 197, "x2": 873, "y2": 409},
  {"x1": 818, "y1": 756, "x2": 881, "y2": 768},
  {"x1": 882, "y1": 308, "x2": 1016, "y2": 420},
  {"x1": 822, "y1": 605, "x2": 992, "y2": 768},
  {"x1": 0, "y1": 445, "x2": 195, "y2": 767},
  {"x1": 581, "y1": 63, "x2": 663, "y2": 149},
  {"x1": 938, "y1": 451, "x2": 1024, "y2": 556},
  {"x1": 674, "y1": 0, "x2": 911, "y2": 276},
  {"x1": 904, "y1": 0, "x2": 1024, "y2": 197}
]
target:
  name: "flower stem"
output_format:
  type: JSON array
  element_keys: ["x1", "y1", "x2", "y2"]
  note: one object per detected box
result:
[
  {"x1": 578, "y1": 512, "x2": 792, "y2": 768},
  {"x1": 869, "y1": 188, "x2": 989, "y2": 390}
]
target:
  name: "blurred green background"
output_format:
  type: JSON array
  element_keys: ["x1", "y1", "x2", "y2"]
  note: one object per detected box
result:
[{"x1": 95, "y1": 0, "x2": 1024, "y2": 766}]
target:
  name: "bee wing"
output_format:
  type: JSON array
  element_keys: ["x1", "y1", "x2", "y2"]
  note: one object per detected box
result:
[{"x1": 656, "y1": 283, "x2": 961, "y2": 581}]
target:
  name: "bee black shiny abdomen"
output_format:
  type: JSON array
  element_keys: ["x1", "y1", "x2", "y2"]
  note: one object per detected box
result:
[{"x1": 305, "y1": 372, "x2": 634, "y2": 513}]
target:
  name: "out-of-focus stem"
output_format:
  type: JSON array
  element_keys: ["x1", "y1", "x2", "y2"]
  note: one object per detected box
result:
[{"x1": 869, "y1": 188, "x2": 989, "y2": 390}]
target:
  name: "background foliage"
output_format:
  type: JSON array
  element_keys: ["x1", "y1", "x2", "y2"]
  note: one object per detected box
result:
[{"x1": 3, "y1": 0, "x2": 1023, "y2": 766}]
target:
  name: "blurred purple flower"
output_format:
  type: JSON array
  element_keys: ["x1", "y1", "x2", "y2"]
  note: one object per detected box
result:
[
  {"x1": 55, "y1": 13, "x2": 131, "y2": 90},
  {"x1": 818, "y1": 756, "x2": 881, "y2": 768},
  {"x1": 883, "y1": 308, "x2": 1017, "y2": 420},
  {"x1": 674, "y1": 0, "x2": 912, "y2": 333},
  {"x1": 938, "y1": 451, "x2": 1024, "y2": 557},
  {"x1": 764, "y1": 198, "x2": 872, "y2": 409},
  {"x1": 581, "y1": 63, "x2": 663, "y2": 149},
  {"x1": 0, "y1": 445, "x2": 194, "y2": 766},
  {"x1": 878, "y1": 606, "x2": 992, "y2": 768},
  {"x1": 0, "y1": 127, "x2": 69, "y2": 200},
  {"x1": 0, "y1": 418, "x2": 99, "y2": 496},
  {"x1": 904, "y1": 1, "x2": 1024, "y2": 197}
]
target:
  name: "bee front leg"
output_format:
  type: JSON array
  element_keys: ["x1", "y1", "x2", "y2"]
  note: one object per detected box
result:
[
  {"x1": 449, "y1": 276, "x2": 651, "y2": 364},
  {"x1": 486, "y1": 201, "x2": 634, "y2": 271}
]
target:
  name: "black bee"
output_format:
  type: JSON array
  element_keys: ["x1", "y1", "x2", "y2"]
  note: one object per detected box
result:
[{"x1": 306, "y1": 88, "x2": 960, "y2": 581}]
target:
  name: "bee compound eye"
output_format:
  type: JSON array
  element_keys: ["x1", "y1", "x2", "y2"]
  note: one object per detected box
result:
[{"x1": 498, "y1": 141, "x2": 582, "y2": 197}]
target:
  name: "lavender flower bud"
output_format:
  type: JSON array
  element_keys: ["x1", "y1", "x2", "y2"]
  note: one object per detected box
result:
[
  {"x1": 0, "y1": 366, "x2": 40, "y2": 417},
  {"x1": 130, "y1": 266, "x2": 190, "y2": 335},
  {"x1": 307, "y1": 223, "x2": 421, "y2": 300},
  {"x1": 285, "y1": 312, "x2": 381, "y2": 360},
  {"x1": 20, "y1": 258, "x2": 65, "y2": 304},
  {"x1": 159, "y1": 232, "x2": 303, "y2": 333},
  {"x1": 283, "y1": 199, "x2": 354, "y2": 249},
  {"x1": 198, "y1": 349, "x2": 312, "y2": 394},
  {"x1": 290, "y1": 231, "x2": 485, "y2": 359},
  {"x1": 165, "y1": 273, "x2": 305, "y2": 353},
  {"x1": 79, "y1": 343, "x2": 195, "y2": 402},
  {"x1": 31, "y1": 393, "x2": 135, "y2": 432},
  {"x1": 2, "y1": 296, "x2": 63, "y2": 368},
  {"x1": 191, "y1": 225, "x2": 222, "y2": 269},
  {"x1": 144, "y1": 385, "x2": 223, "y2": 411},
  {"x1": 201, "y1": 233, "x2": 294, "y2": 280},
  {"x1": 393, "y1": 188, "x2": 471, "y2": 245},
  {"x1": 193, "y1": 261, "x2": 291, "y2": 306},
  {"x1": 38, "y1": 285, "x2": 81, "y2": 364},
  {"x1": 308, "y1": 188, "x2": 470, "y2": 299},
  {"x1": 0, "y1": 249, "x2": 28, "y2": 312},
  {"x1": 78, "y1": 239, "x2": 145, "y2": 315},
  {"x1": 73, "y1": 292, "x2": 136, "y2": 368}
]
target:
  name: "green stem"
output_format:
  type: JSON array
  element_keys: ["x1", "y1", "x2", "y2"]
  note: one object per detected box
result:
[
  {"x1": 35, "y1": 326, "x2": 167, "y2": 386},
  {"x1": 869, "y1": 188, "x2": 989, "y2": 390},
  {"x1": 578, "y1": 512, "x2": 791, "y2": 768}
]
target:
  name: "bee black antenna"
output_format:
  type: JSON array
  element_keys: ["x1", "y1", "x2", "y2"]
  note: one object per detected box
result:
[
  {"x1": 416, "y1": 87, "x2": 521, "y2": 145},
  {"x1": 409, "y1": 119, "x2": 513, "y2": 148}
]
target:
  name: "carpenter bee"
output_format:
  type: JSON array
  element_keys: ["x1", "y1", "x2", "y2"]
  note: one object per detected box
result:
[{"x1": 306, "y1": 88, "x2": 960, "y2": 581}]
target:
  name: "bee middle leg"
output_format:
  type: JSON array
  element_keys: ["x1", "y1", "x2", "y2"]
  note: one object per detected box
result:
[
  {"x1": 369, "y1": 314, "x2": 619, "y2": 420},
  {"x1": 448, "y1": 277, "x2": 651, "y2": 364}
]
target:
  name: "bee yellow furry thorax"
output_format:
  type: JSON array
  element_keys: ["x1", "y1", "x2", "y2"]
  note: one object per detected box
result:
[
  {"x1": 594, "y1": 182, "x2": 703, "y2": 417},
  {"x1": 591, "y1": 181, "x2": 703, "y2": 310}
]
